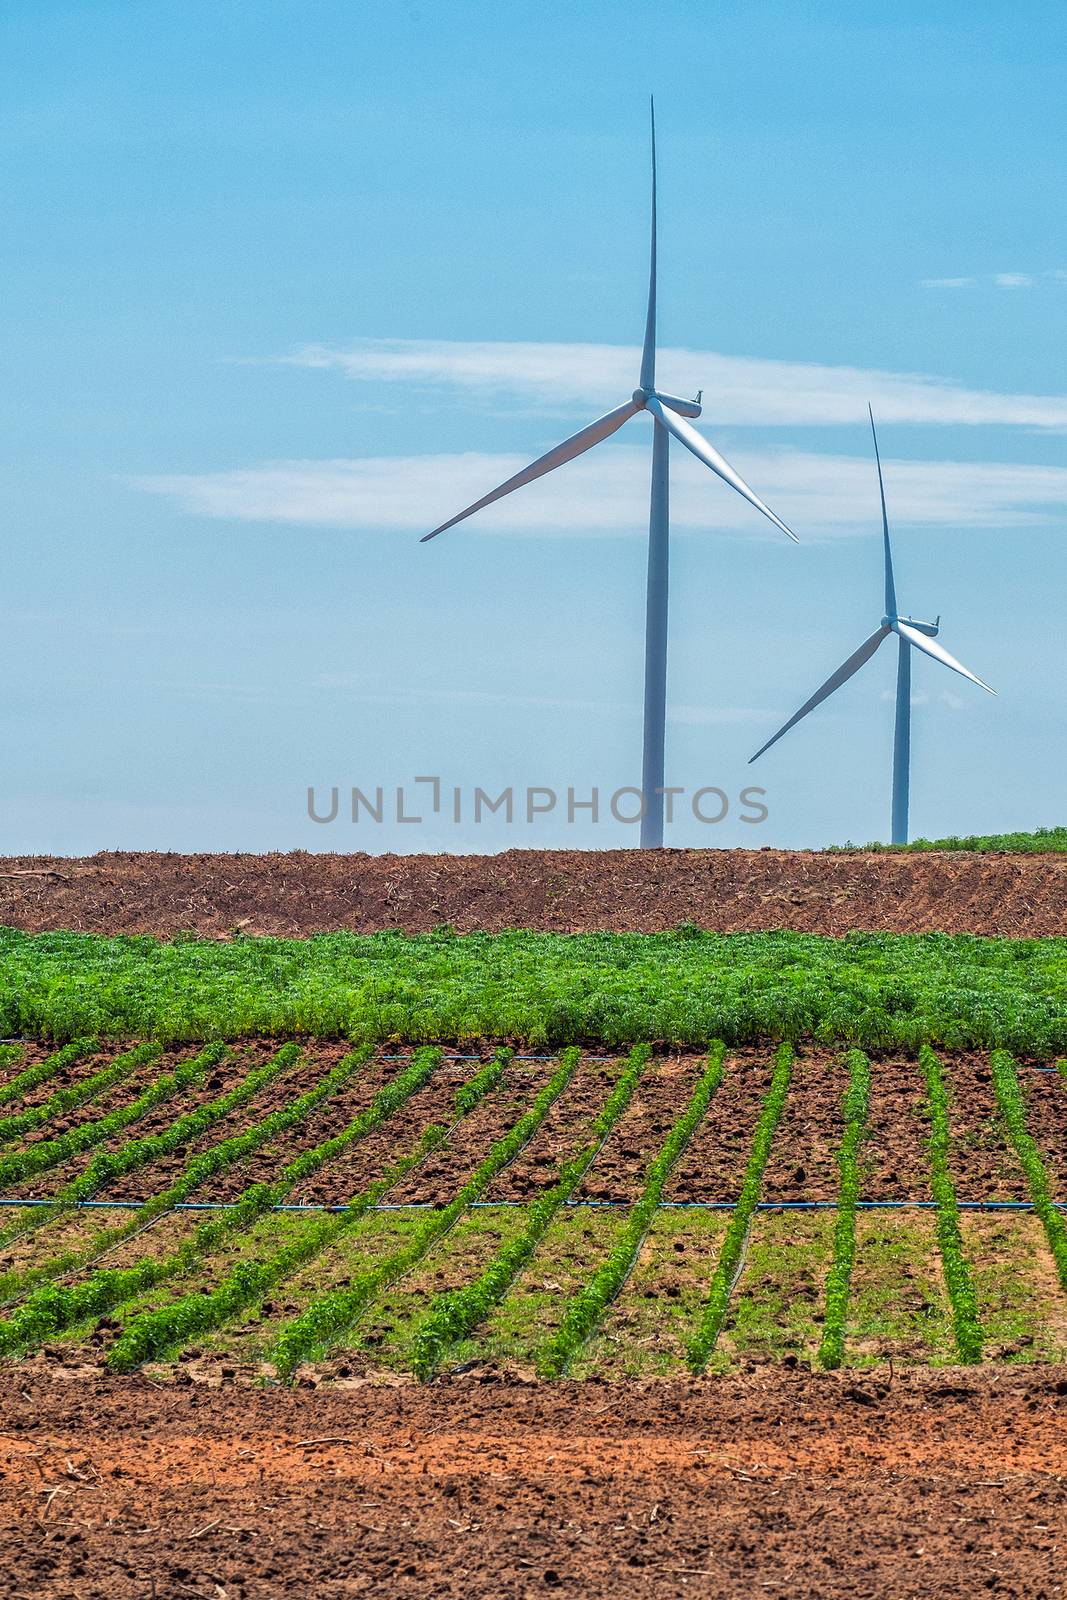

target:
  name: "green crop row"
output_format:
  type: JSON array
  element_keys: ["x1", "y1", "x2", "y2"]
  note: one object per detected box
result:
[
  {"x1": 539, "y1": 1042, "x2": 726, "y2": 1378},
  {"x1": 989, "y1": 1050, "x2": 1067, "y2": 1292},
  {"x1": 107, "y1": 1047, "x2": 518, "y2": 1371},
  {"x1": 454, "y1": 1052, "x2": 511, "y2": 1115},
  {"x1": 0, "y1": 1044, "x2": 435, "y2": 1357},
  {"x1": 686, "y1": 1043, "x2": 794, "y2": 1372},
  {"x1": 1, "y1": 925, "x2": 1065, "y2": 1052},
  {"x1": 269, "y1": 1048, "x2": 582, "y2": 1378},
  {"x1": 107, "y1": 1120, "x2": 447, "y2": 1373},
  {"x1": 0, "y1": 1038, "x2": 97, "y2": 1111},
  {"x1": 0, "y1": 1042, "x2": 374, "y2": 1304},
  {"x1": 919, "y1": 1045, "x2": 983, "y2": 1362},
  {"x1": 0, "y1": 1042, "x2": 184, "y2": 1203},
  {"x1": 816, "y1": 1050, "x2": 872, "y2": 1370},
  {"x1": 0, "y1": 1040, "x2": 131, "y2": 1145},
  {"x1": 43, "y1": 1041, "x2": 301, "y2": 1214},
  {"x1": 409, "y1": 1045, "x2": 651, "y2": 1380}
]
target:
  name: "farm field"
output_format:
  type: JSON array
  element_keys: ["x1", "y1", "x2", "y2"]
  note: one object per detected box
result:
[
  {"x1": 1, "y1": 900, "x2": 1065, "y2": 1594},
  {"x1": 0, "y1": 1039, "x2": 1063, "y2": 1383}
]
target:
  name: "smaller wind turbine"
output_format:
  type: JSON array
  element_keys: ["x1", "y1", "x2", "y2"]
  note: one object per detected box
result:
[{"x1": 749, "y1": 407, "x2": 996, "y2": 844}]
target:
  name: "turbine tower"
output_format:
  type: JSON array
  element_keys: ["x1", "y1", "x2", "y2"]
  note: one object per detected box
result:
[
  {"x1": 421, "y1": 101, "x2": 798, "y2": 848},
  {"x1": 749, "y1": 406, "x2": 995, "y2": 844}
]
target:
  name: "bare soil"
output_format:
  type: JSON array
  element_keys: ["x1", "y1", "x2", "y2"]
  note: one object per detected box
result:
[
  {"x1": 3, "y1": 847, "x2": 1067, "y2": 936},
  {"x1": 0, "y1": 1368, "x2": 1063, "y2": 1599}
]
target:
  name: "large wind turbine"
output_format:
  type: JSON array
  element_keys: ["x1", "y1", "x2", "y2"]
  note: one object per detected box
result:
[
  {"x1": 421, "y1": 101, "x2": 798, "y2": 848},
  {"x1": 749, "y1": 407, "x2": 995, "y2": 844}
]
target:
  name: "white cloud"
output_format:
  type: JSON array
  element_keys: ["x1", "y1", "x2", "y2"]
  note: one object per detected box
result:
[
  {"x1": 278, "y1": 338, "x2": 1067, "y2": 430},
  {"x1": 135, "y1": 441, "x2": 1067, "y2": 538},
  {"x1": 920, "y1": 277, "x2": 976, "y2": 290},
  {"x1": 994, "y1": 273, "x2": 1035, "y2": 289}
]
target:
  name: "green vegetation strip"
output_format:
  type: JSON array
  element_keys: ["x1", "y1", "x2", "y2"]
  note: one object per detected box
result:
[
  {"x1": 0, "y1": 1039, "x2": 97, "y2": 1111},
  {"x1": 107, "y1": 1047, "x2": 521, "y2": 1372},
  {"x1": 0, "y1": 1043, "x2": 304, "y2": 1269},
  {"x1": 0, "y1": 1044, "x2": 377, "y2": 1303},
  {"x1": 1, "y1": 926, "x2": 1065, "y2": 1053},
  {"x1": 816, "y1": 1050, "x2": 872, "y2": 1370},
  {"x1": 0, "y1": 1043, "x2": 188, "y2": 1202},
  {"x1": 686, "y1": 1043, "x2": 794, "y2": 1372},
  {"x1": 0, "y1": 1041, "x2": 135, "y2": 1145},
  {"x1": 838, "y1": 826, "x2": 1067, "y2": 854},
  {"x1": 409, "y1": 1045, "x2": 651, "y2": 1379},
  {"x1": 919, "y1": 1045, "x2": 983, "y2": 1362},
  {"x1": 539, "y1": 1041, "x2": 726, "y2": 1379},
  {"x1": 989, "y1": 1050, "x2": 1067, "y2": 1291},
  {"x1": 269, "y1": 1048, "x2": 582, "y2": 1378},
  {"x1": 0, "y1": 1043, "x2": 430, "y2": 1356}
]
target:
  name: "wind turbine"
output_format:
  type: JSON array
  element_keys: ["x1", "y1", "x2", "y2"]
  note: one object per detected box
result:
[
  {"x1": 420, "y1": 100, "x2": 798, "y2": 848},
  {"x1": 749, "y1": 406, "x2": 995, "y2": 844}
]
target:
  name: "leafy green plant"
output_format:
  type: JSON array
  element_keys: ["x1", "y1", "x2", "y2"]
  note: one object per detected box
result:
[
  {"x1": 409, "y1": 1045, "x2": 652, "y2": 1379},
  {"x1": 0, "y1": 1042, "x2": 375, "y2": 1303},
  {"x1": 107, "y1": 1124, "x2": 444, "y2": 1372},
  {"x1": 0, "y1": 1040, "x2": 133, "y2": 1145},
  {"x1": 831, "y1": 827, "x2": 1067, "y2": 854},
  {"x1": 107, "y1": 1047, "x2": 515, "y2": 1371},
  {"x1": 0, "y1": 1045, "x2": 438, "y2": 1358},
  {"x1": 686, "y1": 1043, "x2": 794, "y2": 1372},
  {"x1": 0, "y1": 1042, "x2": 188, "y2": 1201},
  {"x1": 0, "y1": 925, "x2": 1064, "y2": 1054},
  {"x1": 0, "y1": 1043, "x2": 302, "y2": 1262},
  {"x1": 816, "y1": 1050, "x2": 871, "y2": 1370},
  {"x1": 538, "y1": 1041, "x2": 726, "y2": 1378},
  {"x1": 989, "y1": 1049, "x2": 1067, "y2": 1292},
  {"x1": 0, "y1": 1038, "x2": 96, "y2": 1109},
  {"x1": 269, "y1": 1048, "x2": 583, "y2": 1378},
  {"x1": 919, "y1": 1044, "x2": 983, "y2": 1362}
]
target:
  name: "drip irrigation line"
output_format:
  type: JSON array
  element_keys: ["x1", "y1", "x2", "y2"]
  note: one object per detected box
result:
[{"x1": 1, "y1": 1196, "x2": 1062, "y2": 1214}]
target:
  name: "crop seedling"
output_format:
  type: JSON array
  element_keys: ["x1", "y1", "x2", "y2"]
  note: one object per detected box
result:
[
  {"x1": 919, "y1": 1045, "x2": 983, "y2": 1362},
  {"x1": 269, "y1": 1048, "x2": 582, "y2": 1378},
  {"x1": 816, "y1": 1050, "x2": 872, "y2": 1370},
  {"x1": 686, "y1": 1043, "x2": 793, "y2": 1372},
  {"x1": 539, "y1": 1042, "x2": 727, "y2": 1378},
  {"x1": 409, "y1": 1044, "x2": 652, "y2": 1379}
]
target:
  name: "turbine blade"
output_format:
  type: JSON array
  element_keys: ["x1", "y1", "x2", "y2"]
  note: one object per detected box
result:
[
  {"x1": 420, "y1": 400, "x2": 640, "y2": 543},
  {"x1": 749, "y1": 625, "x2": 891, "y2": 763},
  {"x1": 645, "y1": 394, "x2": 799, "y2": 541},
  {"x1": 894, "y1": 621, "x2": 996, "y2": 693},
  {"x1": 639, "y1": 96, "x2": 657, "y2": 393},
  {"x1": 868, "y1": 404, "x2": 896, "y2": 617}
]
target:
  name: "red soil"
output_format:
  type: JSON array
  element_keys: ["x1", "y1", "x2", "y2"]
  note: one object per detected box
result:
[
  {"x1": 0, "y1": 1367, "x2": 1063, "y2": 1598},
  {"x1": 2, "y1": 847, "x2": 1067, "y2": 937}
]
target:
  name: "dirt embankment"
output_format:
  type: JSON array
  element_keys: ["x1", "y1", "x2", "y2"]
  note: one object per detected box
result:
[
  {"x1": 0, "y1": 1368, "x2": 1063, "y2": 1598},
  {"x1": 2, "y1": 847, "x2": 1066, "y2": 938}
]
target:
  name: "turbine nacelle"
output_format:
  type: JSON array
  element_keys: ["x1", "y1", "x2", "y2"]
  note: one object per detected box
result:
[
  {"x1": 882, "y1": 614, "x2": 939, "y2": 636},
  {"x1": 631, "y1": 387, "x2": 701, "y2": 418},
  {"x1": 894, "y1": 615, "x2": 940, "y2": 638}
]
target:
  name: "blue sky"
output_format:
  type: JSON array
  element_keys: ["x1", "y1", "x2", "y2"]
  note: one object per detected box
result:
[{"x1": 2, "y1": 0, "x2": 1065, "y2": 853}]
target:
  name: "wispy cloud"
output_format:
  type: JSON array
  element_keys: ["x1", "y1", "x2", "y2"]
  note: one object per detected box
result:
[
  {"x1": 277, "y1": 339, "x2": 1067, "y2": 430},
  {"x1": 135, "y1": 443, "x2": 1067, "y2": 538},
  {"x1": 923, "y1": 270, "x2": 1064, "y2": 291}
]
